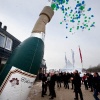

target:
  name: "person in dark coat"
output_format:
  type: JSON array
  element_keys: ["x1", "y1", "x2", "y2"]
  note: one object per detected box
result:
[
  {"x1": 73, "y1": 70, "x2": 83, "y2": 100},
  {"x1": 70, "y1": 72, "x2": 74, "y2": 89},
  {"x1": 63, "y1": 72, "x2": 66, "y2": 88},
  {"x1": 41, "y1": 74, "x2": 47, "y2": 97},
  {"x1": 56, "y1": 73, "x2": 62, "y2": 87},
  {"x1": 82, "y1": 74, "x2": 88, "y2": 90},
  {"x1": 93, "y1": 72, "x2": 100, "y2": 100},
  {"x1": 63, "y1": 72, "x2": 69, "y2": 89},
  {"x1": 87, "y1": 72, "x2": 93, "y2": 92},
  {"x1": 49, "y1": 73, "x2": 56, "y2": 99}
]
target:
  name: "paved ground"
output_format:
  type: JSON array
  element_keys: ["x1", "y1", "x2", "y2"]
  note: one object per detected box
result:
[{"x1": 28, "y1": 81, "x2": 100, "y2": 100}]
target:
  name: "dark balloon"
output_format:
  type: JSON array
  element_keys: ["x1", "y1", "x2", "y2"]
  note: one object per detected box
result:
[
  {"x1": 91, "y1": 15, "x2": 94, "y2": 17},
  {"x1": 82, "y1": 1, "x2": 85, "y2": 4},
  {"x1": 87, "y1": 8, "x2": 91, "y2": 11}
]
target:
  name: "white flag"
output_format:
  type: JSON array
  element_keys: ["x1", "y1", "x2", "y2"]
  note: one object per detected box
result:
[
  {"x1": 71, "y1": 49, "x2": 75, "y2": 67},
  {"x1": 65, "y1": 53, "x2": 67, "y2": 66}
]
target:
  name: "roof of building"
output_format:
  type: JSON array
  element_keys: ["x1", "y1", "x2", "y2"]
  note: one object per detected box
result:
[{"x1": 0, "y1": 22, "x2": 21, "y2": 59}]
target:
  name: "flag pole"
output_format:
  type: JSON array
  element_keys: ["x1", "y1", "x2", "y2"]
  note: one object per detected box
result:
[
  {"x1": 78, "y1": 45, "x2": 83, "y2": 72},
  {"x1": 82, "y1": 61, "x2": 83, "y2": 72}
]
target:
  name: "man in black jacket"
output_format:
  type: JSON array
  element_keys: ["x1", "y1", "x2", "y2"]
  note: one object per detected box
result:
[
  {"x1": 41, "y1": 74, "x2": 47, "y2": 97},
  {"x1": 71, "y1": 72, "x2": 74, "y2": 89},
  {"x1": 49, "y1": 73, "x2": 56, "y2": 99},
  {"x1": 63, "y1": 72, "x2": 70, "y2": 89},
  {"x1": 87, "y1": 72, "x2": 93, "y2": 92},
  {"x1": 56, "y1": 73, "x2": 62, "y2": 88},
  {"x1": 93, "y1": 72, "x2": 100, "y2": 100},
  {"x1": 73, "y1": 70, "x2": 83, "y2": 100}
]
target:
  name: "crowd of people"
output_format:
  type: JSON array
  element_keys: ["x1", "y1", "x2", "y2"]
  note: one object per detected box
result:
[
  {"x1": 40, "y1": 70, "x2": 100, "y2": 100},
  {"x1": 82, "y1": 72, "x2": 100, "y2": 100}
]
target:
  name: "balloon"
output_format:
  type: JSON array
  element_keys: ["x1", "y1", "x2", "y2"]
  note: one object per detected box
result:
[
  {"x1": 60, "y1": 22, "x2": 62, "y2": 24},
  {"x1": 87, "y1": 8, "x2": 91, "y2": 11},
  {"x1": 76, "y1": 3, "x2": 82, "y2": 7},
  {"x1": 79, "y1": 6, "x2": 85, "y2": 10},
  {"x1": 77, "y1": 26, "x2": 79, "y2": 30},
  {"x1": 91, "y1": 15, "x2": 94, "y2": 17},
  {"x1": 51, "y1": 3, "x2": 56, "y2": 10},
  {"x1": 93, "y1": 22, "x2": 95, "y2": 24},
  {"x1": 49, "y1": 0, "x2": 95, "y2": 33},
  {"x1": 82, "y1": 1, "x2": 85, "y2": 4}
]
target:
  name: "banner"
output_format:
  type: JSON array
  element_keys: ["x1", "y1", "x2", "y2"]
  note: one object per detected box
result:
[
  {"x1": 71, "y1": 49, "x2": 75, "y2": 67},
  {"x1": 65, "y1": 53, "x2": 67, "y2": 66},
  {"x1": 79, "y1": 46, "x2": 83, "y2": 63}
]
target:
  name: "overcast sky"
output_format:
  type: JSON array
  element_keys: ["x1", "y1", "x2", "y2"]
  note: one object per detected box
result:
[{"x1": 0, "y1": 0, "x2": 100, "y2": 70}]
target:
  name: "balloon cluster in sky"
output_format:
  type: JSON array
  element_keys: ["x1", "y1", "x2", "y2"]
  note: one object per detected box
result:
[{"x1": 48, "y1": 0, "x2": 95, "y2": 33}]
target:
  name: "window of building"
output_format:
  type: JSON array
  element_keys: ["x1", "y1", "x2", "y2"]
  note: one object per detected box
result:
[
  {"x1": 5, "y1": 37, "x2": 12, "y2": 51},
  {"x1": 0, "y1": 33, "x2": 6, "y2": 48}
]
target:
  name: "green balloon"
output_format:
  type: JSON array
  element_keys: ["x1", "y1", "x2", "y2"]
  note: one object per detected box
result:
[
  {"x1": 89, "y1": 17, "x2": 91, "y2": 19},
  {"x1": 57, "y1": 0, "x2": 60, "y2": 4},
  {"x1": 86, "y1": 25, "x2": 88, "y2": 27},
  {"x1": 80, "y1": 6, "x2": 85, "y2": 10},
  {"x1": 66, "y1": 2, "x2": 68, "y2": 4},
  {"x1": 84, "y1": 24, "x2": 86, "y2": 26},
  {"x1": 65, "y1": 8, "x2": 67, "y2": 11},
  {"x1": 60, "y1": 22, "x2": 62, "y2": 24},
  {"x1": 77, "y1": 26, "x2": 79, "y2": 30},
  {"x1": 51, "y1": 4, "x2": 56, "y2": 10},
  {"x1": 77, "y1": 1, "x2": 79, "y2": 3},
  {"x1": 78, "y1": 20, "x2": 80, "y2": 23},
  {"x1": 93, "y1": 22, "x2": 95, "y2": 24},
  {"x1": 76, "y1": 14, "x2": 78, "y2": 16},
  {"x1": 63, "y1": 0, "x2": 65, "y2": 3},
  {"x1": 70, "y1": 28, "x2": 72, "y2": 30}
]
